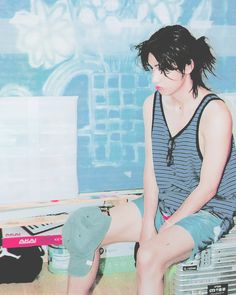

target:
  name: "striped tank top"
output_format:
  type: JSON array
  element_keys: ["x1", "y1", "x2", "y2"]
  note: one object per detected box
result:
[{"x1": 152, "y1": 92, "x2": 236, "y2": 230}]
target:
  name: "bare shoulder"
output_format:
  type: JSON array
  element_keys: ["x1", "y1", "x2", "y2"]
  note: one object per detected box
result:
[
  {"x1": 143, "y1": 93, "x2": 155, "y2": 119},
  {"x1": 201, "y1": 98, "x2": 232, "y2": 132},
  {"x1": 143, "y1": 93, "x2": 155, "y2": 109},
  {"x1": 142, "y1": 94, "x2": 155, "y2": 134}
]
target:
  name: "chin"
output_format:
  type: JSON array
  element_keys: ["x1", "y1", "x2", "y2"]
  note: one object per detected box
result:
[
  {"x1": 156, "y1": 87, "x2": 164, "y2": 93},
  {"x1": 158, "y1": 88, "x2": 169, "y2": 95}
]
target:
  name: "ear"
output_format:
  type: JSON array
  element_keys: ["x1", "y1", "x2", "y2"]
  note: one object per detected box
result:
[{"x1": 185, "y1": 59, "x2": 194, "y2": 74}]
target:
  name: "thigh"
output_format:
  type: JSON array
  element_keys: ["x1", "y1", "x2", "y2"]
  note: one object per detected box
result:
[
  {"x1": 142, "y1": 210, "x2": 223, "y2": 268},
  {"x1": 102, "y1": 201, "x2": 143, "y2": 245},
  {"x1": 138, "y1": 225, "x2": 194, "y2": 272},
  {"x1": 140, "y1": 224, "x2": 194, "y2": 268},
  {"x1": 176, "y1": 210, "x2": 224, "y2": 260}
]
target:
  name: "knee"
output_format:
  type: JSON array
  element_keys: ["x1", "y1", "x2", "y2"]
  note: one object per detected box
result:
[
  {"x1": 62, "y1": 206, "x2": 111, "y2": 277},
  {"x1": 136, "y1": 244, "x2": 168, "y2": 277},
  {"x1": 137, "y1": 244, "x2": 153, "y2": 270},
  {"x1": 63, "y1": 206, "x2": 111, "y2": 251}
]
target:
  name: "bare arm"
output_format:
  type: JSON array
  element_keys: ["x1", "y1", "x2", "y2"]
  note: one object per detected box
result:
[
  {"x1": 164, "y1": 100, "x2": 232, "y2": 226},
  {"x1": 140, "y1": 94, "x2": 159, "y2": 242}
]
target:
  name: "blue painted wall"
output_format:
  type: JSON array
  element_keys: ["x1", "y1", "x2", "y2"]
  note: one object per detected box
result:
[{"x1": 0, "y1": 0, "x2": 235, "y2": 193}]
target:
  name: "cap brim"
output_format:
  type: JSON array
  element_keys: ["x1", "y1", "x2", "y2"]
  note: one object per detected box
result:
[{"x1": 68, "y1": 251, "x2": 95, "y2": 277}]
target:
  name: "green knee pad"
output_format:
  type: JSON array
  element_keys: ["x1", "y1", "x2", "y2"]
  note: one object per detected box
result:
[{"x1": 62, "y1": 206, "x2": 111, "y2": 276}]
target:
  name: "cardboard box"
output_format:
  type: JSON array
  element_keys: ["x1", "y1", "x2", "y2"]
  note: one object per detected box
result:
[{"x1": 99, "y1": 242, "x2": 136, "y2": 275}]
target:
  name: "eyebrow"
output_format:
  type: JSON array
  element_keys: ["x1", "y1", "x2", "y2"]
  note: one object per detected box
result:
[{"x1": 148, "y1": 63, "x2": 159, "y2": 70}]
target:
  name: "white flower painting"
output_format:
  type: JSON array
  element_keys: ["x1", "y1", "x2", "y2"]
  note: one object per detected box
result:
[{"x1": 10, "y1": 0, "x2": 76, "y2": 69}]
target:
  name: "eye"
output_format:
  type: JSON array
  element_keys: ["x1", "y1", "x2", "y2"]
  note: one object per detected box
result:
[
  {"x1": 148, "y1": 63, "x2": 159, "y2": 71},
  {"x1": 163, "y1": 69, "x2": 170, "y2": 76}
]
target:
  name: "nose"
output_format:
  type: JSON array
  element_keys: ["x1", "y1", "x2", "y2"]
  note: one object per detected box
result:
[{"x1": 152, "y1": 69, "x2": 163, "y2": 84}]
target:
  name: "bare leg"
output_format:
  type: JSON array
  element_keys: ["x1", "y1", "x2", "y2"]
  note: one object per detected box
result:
[
  {"x1": 136, "y1": 225, "x2": 194, "y2": 295},
  {"x1": 67, "y1": 249, "x2": 100, "y2": 295},
  {"x1": 67, "y1": 202, "x2": 142, "y2": 295}
]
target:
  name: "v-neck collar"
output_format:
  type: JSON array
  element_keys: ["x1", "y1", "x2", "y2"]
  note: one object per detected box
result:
[{"x1": 160, "y1": 93, "x2": 214, "y2": 139}]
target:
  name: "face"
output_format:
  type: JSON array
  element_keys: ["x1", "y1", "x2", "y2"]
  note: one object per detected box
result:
[{"x1": 148, "y1": 53, "x2": 188, "y2": 96}]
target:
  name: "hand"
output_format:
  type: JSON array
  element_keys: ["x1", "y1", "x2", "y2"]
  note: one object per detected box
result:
[{"x1": 139, "y1": 224, "x2": 157, "y2": 245}]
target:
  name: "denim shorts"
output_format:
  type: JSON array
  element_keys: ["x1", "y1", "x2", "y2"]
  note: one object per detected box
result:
[{"x1": 133, "y1": 196, "x2": 225, "y2": 260}]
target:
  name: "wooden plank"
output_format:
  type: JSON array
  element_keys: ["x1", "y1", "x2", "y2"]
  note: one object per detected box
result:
[
  {"x1": 0, "y1": 191, "x2": 142, "y2": 227},
  {"x1": 0, "y1": 213, "x2": 68, "y2": 228},
  {"x1": 0, "y1": 189, "x2": 143, "y2": 211}
]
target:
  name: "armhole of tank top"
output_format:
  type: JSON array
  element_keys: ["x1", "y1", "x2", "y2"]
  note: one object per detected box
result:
[
  {"x1": 151, "y1": 91, "x2": 159, "y2": 132},
  {"x1": 196, "y1": 96, "x2": 224, "y2": 160}
]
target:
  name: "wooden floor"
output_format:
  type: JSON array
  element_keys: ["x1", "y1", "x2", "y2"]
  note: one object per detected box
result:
[{"x1": 0, "y1": 264, "x2": 136, "y2": 295}]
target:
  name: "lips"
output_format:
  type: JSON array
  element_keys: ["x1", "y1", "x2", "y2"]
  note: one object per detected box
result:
[{"x1": 155, "y1": 86, "x2": 162, "y2": 91}]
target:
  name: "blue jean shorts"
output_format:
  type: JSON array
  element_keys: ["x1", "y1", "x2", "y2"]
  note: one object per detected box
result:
[{"x1": 133, "y1": 196, "x2": 225, "y2": 260}]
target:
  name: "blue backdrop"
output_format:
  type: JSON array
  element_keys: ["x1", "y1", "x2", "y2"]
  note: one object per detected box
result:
[{"x1": 0, "y1": 0, "x2": 235, "y2": 193}]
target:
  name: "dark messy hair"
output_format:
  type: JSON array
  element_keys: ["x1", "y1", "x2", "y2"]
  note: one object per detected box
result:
[{"x1": 134, "y1": 25, "x2": 216, "y2": 97}]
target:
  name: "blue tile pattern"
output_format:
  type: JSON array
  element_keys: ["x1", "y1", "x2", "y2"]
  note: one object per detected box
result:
[{"x1": 0, "y1": 0, "x2": 235, "y2": 193}]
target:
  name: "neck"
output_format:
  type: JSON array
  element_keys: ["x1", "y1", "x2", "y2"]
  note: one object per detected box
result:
[
  {"x1": 171, "y1": 87, "x2": 210, "y2": 112},
  {"x1": 171, "y1": 79, "x2": 195, "y2": 110}
]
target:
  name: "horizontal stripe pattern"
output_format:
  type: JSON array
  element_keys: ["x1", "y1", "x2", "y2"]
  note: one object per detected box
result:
[{"x1": 152, "y1": 92, "x2": 236, "y2": 226}]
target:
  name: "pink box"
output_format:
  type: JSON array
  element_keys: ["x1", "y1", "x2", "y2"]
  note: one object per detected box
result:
[{"x1": 2, "y1": 225, "x2": 63, "y2": 248}]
